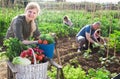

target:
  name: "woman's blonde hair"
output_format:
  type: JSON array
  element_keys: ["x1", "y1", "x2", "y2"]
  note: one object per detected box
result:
[{"x1": 25, "y1": 2, "x2": 41, "y2": 36}]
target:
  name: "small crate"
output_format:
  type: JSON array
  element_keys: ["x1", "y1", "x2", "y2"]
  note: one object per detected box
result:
[{"x1": 7, "y1": 48, "x2": 49, "y2": 79}]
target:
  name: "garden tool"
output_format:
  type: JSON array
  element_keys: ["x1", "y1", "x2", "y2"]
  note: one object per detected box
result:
[{"x1": 50, "y1": 33, "x2": 62, "y2": 65}]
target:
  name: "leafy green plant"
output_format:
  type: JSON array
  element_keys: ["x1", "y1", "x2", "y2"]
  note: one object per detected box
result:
[
  {"x1": 2, "y1": 38, "x2": 28, "y2": 61},
  {"x1": 48, "y1": 64, "x2": 86, "y2": 79},
  {"x1": 48, "y1": 64, "x2": 111, "y2": 79},
  {"x1": 109, "y1": 30, "x2": 120, "y2": 53},
  {"x1": 87, "y1": 68, "x2": 110, "y2": 79},
  {"x1": 83, "y1": 48, "x2": 92, "y2": 59},
  {"x1": 39, "y1": 34, "x2": 55, "y2": 44}
]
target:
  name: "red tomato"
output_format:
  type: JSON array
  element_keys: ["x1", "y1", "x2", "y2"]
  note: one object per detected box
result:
[
  {"x1": 43, "y1": 40, "x2": 48, "y2": 44},
  {"x1": 38, "y1": 39, "x2": 43, "y2": 44}
]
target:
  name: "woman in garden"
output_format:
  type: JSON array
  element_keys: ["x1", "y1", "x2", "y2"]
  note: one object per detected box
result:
[
  {"x1": 92, "y1": 29, "x2": 107, "y2": 45},
  {"x1": 6, "y1": 2, "x2": 41, "y2": 45},
  {"x1": 92, "y1": 29, "x2": 101, "y2": 43},
  {"x1": 63, "y1": 15, "x2": 73, "y2": 27},
  {"x1": 76, "y1": 21, "x2": 101, "y2": 52}
]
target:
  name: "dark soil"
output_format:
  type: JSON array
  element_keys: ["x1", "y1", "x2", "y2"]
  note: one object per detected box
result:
[
  {"x1": 54, "y1": 36, "x2": 120, "y2": 74},
  {"x1": 0, "y1": 36, "x2": 120, "y2": 78}
]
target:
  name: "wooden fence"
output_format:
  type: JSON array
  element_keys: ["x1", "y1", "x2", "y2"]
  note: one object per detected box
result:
[{"x1": 0, "y1": 0, "x2": 119, "y2": 11}]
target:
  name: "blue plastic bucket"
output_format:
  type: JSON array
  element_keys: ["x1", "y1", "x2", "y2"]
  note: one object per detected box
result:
[{"x1": 38, "y1": 43, "x2": 55, "y2": 59}]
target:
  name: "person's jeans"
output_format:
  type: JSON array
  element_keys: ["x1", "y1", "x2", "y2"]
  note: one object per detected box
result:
[{"x1": 76, "y1": 36, "x2": 92, "y2": 50}]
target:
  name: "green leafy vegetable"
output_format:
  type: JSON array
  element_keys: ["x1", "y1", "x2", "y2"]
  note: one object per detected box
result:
[
  {"x1": 12, "y1": 56, "x2": 31, "y2": 65},
  {"x1": 3, "y1": 38, "x2": 28, "y2": 61},
  {"x1": 40, "y1": 34, "x2": 55, "y2": 44}
]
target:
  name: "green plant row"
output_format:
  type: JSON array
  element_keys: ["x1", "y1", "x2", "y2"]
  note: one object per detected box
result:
[
  {"x1": 48, "y1": 64, "x2": 111, "y2": 79},
  {"x1": 38, "y1": 10, "x2": 120, "y2": 37},
  {"x1": 0, "y1": 8, "x2": 120, "y2": 40},
  {"x1": 1, "y1": 8, "x2": 120, "y2": 56}
]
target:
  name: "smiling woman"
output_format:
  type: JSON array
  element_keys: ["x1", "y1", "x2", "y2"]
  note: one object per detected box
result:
[{"x1": 5, "y1": 2, "x2": 41, "y2": 45}]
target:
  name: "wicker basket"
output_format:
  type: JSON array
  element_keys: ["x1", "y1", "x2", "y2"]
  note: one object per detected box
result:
[{"x1": 13, "y1": 49, "x2": 49, "y2": 79}]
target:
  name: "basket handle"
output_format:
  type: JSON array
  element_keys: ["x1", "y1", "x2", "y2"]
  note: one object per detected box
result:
[{"x1": 31, "y1": 48, "x2": 37, "y2": 64}]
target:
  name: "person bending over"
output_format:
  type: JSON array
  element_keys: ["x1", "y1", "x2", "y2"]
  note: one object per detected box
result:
[
  {"x1": 63, "y1": 15, "x2": 73, "y2": 27},
  {"x1": 76, "y1": 21, "x2": 101, "y2": 52}
]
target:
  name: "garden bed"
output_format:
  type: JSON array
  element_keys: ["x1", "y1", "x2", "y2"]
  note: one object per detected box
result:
[{"x1": 55, "y1": 36, "x2": 120, "y2": 74}]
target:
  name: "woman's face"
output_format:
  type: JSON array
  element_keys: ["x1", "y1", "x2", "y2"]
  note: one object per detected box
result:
[{"x1": 25, "y1": 8, "x2": 38, "y2": 22}]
